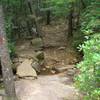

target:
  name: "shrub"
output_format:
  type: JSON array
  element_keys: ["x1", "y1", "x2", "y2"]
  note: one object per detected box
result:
[{"x1": 75, "y1": 34, "x2": 100, "y2": 100}]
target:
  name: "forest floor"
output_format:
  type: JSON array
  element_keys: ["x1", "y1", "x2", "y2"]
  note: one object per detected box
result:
[
  {"x1": 0, "y1": 21, "x2": 83, "y2": 100},
  {"x1": 14, "y1": 42, "x2": 82, "y2": 100}
]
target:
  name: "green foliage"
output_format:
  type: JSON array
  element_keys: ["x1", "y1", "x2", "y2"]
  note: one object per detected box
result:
[
  {"x1": 43, "y1": 0, "x2": 76, "y2": 17},
  {"x1": 5, "y1": 15, "x2": 13, "y2": 39},
  {"x1": 75, "y1": 0, "x2": 100, "y2": 100},
  {"x1": 8, "y1": 42, "x2": 16, "y2": 58},
  {"x1": 1, "y1": 0, "x2": 30, "y2": 56},
  {"x1": 75, "y1": 35, "x2": 100, "y2": 100},
  {"x1": 81, "y1": 1, "x2": 100, "y2": 35},
  {"x1": 5, "y1": 14, "x2": 16, "y2": 57}
]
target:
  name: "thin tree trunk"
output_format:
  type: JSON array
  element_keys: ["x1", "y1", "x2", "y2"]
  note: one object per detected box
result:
[
  {"x1": 46, "y1": 10, "x2": 51, "y2": 25},
  {"x1": 27, "y1": 0, "x2": 41, "y2": 37},
  {"x1": 34, "y1": 0, "x2": 40, "y2": 16},
  {"x1": 76, "y1": 0, "x2": 81, "y2": 29},
  {"x1": 27, "y1": 0, "x2": 33, "y2": 14},
  {"x1": 68, "y1": 3, "x2": 74, "y2": 38},
  {"x1": 80, "y1": 0, "x2": 86, "y2": 9},
  {"x1": 0, "y1": 5, "x2": 17, "y2": 100}
]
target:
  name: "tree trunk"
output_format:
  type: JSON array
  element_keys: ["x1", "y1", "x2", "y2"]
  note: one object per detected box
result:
[
  {"x1": 27, "y1": 0, "x2": 33, "y2": 14},
  {"x1": 68, "y1": 3, "x2": 74, "y2": 38},
  {"x1": 0, "y1": 5, "x2": 17, "y2": 100},
  {"x1": 34, "y1": 0, "x2": 40, "y2": 16},
  {"x1": 46, "y1": 10, "x2": 51, "y2": 25},
  {"x1": 76, "y1": 0, "x2": 81, "y2": 29},
  {"x1": 27, "y1": 0, "x2": 41, "y2": 37},
  {"x1": 80, "y1": 0, "x2": 86, "y2": 9}
]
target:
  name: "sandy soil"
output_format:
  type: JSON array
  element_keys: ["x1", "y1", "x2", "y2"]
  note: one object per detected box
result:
[{"x1": 16, "y1": 74, "x2": 82, "y2": 100}]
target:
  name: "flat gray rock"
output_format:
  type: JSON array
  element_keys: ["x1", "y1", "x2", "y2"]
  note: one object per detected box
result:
[
  {"x1": 17, "y1": 59, "x2": 37, "y2": 78},
  {"x1": 53, "y1": 65, "x2": 75, "y2": 73}
]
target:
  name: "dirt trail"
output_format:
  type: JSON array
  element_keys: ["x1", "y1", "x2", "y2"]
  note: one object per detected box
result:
[
  {"x1": 0, "y1": 22, "x2": 82, "y2": 100},
  {"x1": 14, "y1": 22, "x2": 82, "y2": 100},
  {"x1": 12, "y1": 41, "x2": 82, "y2": 100},
  {"x1": 42, "y1": 22, "x2": 67, "y2": 47},
  {"x1": 44, "y1": 47, "x2": 79, "y2": 69},
  {"x1": 16, "y1": 74, "x2": 82, "y2": 100}
]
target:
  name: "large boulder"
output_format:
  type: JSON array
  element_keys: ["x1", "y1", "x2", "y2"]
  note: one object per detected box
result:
[
  {"x1": 16, "y1": 59, "x2": 37, "y2": 79},
  {"x1": 31, "y1": 51, "x2": 45, "y2": 74}
]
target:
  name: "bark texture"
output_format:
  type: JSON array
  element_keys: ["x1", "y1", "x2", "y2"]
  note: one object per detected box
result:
[
  {"x1": 0, "y1": 5, "x2": 17, "y2": 100},
  {"x1": 68, "y1": 3, "x2": 74, "y2": 38}
]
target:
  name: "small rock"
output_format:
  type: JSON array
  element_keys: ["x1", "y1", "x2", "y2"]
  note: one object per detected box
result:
[
  {"x1": 36, "y1": 51, "x2": 44, "y2": 60},
  {"x1": 31, "y1": 38, "x2": 43, "y2": 50},
  {"x1": 39, "y1": 60, "x2": 45, "y2": 66},
  {"x1": 42, "y1": 68, "x2": 46, "y2": 71},
  {"x1": 73, "y1": 58, "x2": 78, "y2": 63},
  {"x1": 13, "y1": 75, "x2": 19, "y2": 81},
  {"x1": 58, "y1": 47, "x2": 66, "y2": 50},
  {"x1": 0, "y1": 78, "x2": 3, "y2": 82},
  {"x1": 45, "y1": 66, "x2": 50, "y2": 69},
  {"x1": 17, "y1": 59, "x2": 37, "y2": 79},
  {"x1": 52, "y1": 67, "x2": 68, "y2": 73},
  {"x1": 51, "y1": 70, "x2": 56, "y2": 74},
  {"x1": 31, "y1": 61, "x2": 41, "y2": 73},
  {"x1": 23, "y1": 76, "x2": 37, "y2": 80},
  {"x1": 52, "y1": 65, "x2": 75, "y2": 73},
  {"x1": 12, "y1": 58, "x2": 19, "y2": 63},
  {"x1": 67, "y1": 69, "x2": 75, "y2": 76}
]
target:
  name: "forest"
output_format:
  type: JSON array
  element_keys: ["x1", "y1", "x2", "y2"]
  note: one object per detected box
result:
[{"x1": 0, "y1": 0, "x2": 100, "y2": 100}]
